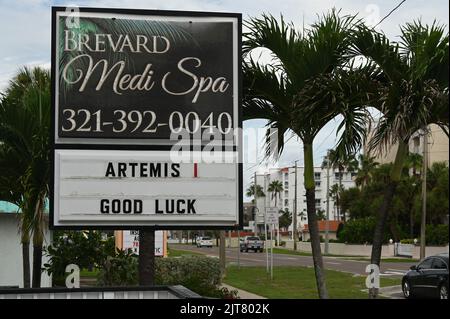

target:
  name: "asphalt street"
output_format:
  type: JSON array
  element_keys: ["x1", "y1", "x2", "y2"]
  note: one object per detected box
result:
[{"x1": 170, "y1": 244, "x2": 414, "y2": 277}]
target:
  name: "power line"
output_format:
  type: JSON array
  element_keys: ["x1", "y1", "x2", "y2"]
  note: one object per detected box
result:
[{"x1": 373, "y1": 0, "x2": 407, "y2": 29}]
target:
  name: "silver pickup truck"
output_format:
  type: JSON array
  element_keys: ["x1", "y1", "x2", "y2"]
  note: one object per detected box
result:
[{"x1": 240, "y1": 236, "x2": 264, "y2": 253}]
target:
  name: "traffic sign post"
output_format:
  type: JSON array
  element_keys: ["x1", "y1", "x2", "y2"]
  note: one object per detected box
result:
[{"x1": 265, "y1": 208, "x2": 278, "y2": 279}]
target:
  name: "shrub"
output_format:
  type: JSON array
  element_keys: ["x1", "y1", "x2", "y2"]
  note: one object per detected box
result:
[
  {"x1": 400, "y1": 238, "x2": 416, "y2": 244},
  {"x1": 426, "y1": 224, "x2": 449, "y2": 246},
  {"x1": 96, "y1": 249, "x2": 138, "y2": 286},
  {"x1": 96, "y1": 253, "x2": 230, "y2": 298},
  {"x1": 155, "y1": 255, "x2": 223, "y2": 297},
  {"x1": 338, "y1": 217, "x2": 389, "y2": 244},
  {"x1": 43, "y1": 231, "x2": 115, "y2": 286}
]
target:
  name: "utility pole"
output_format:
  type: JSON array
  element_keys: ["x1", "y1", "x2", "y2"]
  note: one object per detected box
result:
[
  {"x1": 325, "y1": 151, "x2": 330, "y2": 254},
  {"x1": 293, "y1": 161, "x2": 298, "y2": 251},
  {"x1": 420, "y1": 128, "x2": 428, "y2": 260}
]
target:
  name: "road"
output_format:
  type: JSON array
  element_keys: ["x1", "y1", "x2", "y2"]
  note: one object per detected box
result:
[{"x1": 170, "y1": 244, "x2": 414, "y2": 277}]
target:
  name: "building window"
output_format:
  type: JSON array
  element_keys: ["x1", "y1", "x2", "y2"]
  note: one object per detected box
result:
[
  {"x1": 315, "y1": 199, "x2": 321, "y2": 207},
  {"x1": 284, "y1": 199, "x2": 289, "y2": 206},
  {"x1": 315, "y1": 181, "x2": 321, "y2": 188},
  {"x1": 314, "y1": 172, "x2": 321, "y2": 180},
  {"x1": 334, "y1": 172, "x2": 342, "y2": 180}
]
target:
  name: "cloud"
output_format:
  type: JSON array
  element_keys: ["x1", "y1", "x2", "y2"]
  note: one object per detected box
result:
[{"x1": 0, "y1": 0, "x2": 448, "y2": 202}]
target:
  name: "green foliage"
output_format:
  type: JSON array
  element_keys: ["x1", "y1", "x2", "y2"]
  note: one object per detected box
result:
[
  {"x1": 96, "y1": 249, "x2": 138, "y2": 286},
  {"x1": 95, "y1": 253, "x2": 229, "y2": 298},
  {"x1": 340, "y1": 161, "x2": 449, "y2": 242},
  {"x1": 43, "y1": 231, "x2": 115, "y2": 286},
  {"x1": 279, "y1": 209, "x2": 292, "y2": 229},
  {"x1": 425, "y1": 225, "x2": 449, "y2": 246},
  {"x1": 339, "y1": 217, "x2": 389, "y2": 244},
  {"x1": 155, "y1": 255, "x2": 223, "y2": 297}
]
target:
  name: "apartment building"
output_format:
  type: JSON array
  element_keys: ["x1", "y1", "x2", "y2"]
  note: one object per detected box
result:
[
  {"x1": 365, "y1": 123, "x2": 449, "y2": 166},
  {"x1": 253, "y1": 165, "x2": 356, "y2": 234}
]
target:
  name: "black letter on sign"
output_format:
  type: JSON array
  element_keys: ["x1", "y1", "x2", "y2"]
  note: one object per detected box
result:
[
  {"x1": 187, "y1": 199, "x2": 196, "y2": 214},
  {"x1": 105, "y1": 163, "x2": 115, "y2": 177},
  {"x1": 100, "y1": 199, "x2": 109, "y2": 213},
  {"x1": 171, "y1": 164, "x2": 180, "y2": 177},
  {"x1": 134, "y1": 200, "x2": 143, "y2": 214},
  {"x1": 177, "y1": 199, "x2": 186, "y2": 214}
]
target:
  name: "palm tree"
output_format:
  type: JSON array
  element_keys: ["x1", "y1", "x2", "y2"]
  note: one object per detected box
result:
[
  {"x1": 268, "y1": 180, "x2": 283, "y2": 207},
  {"x1": 351, "y1": 21, "x2": 449, "y2": 298},
  {"x1": 243, "y1": 11, "x2": 371, "y2": 299},
  {"x1": 0, "y1": 146, "x2": 31, "y2": 287},
  {"x1": 405, "y1": 152, "x2": 423, "y2": 176},
  {"x1": 246, "y1": 183, "x2": 266, "y2": 203},
  {"x1": 0, "y1": 66, "x2": 51, "y2": 288},
  {"x1": 355, "y1": 154, "x2": 379, "y2": 187},
  {"x1": 326, "y1": 150, "x2": 358, "y2": 221},
  {"x1": 328, "y1": 183, "x2": 342, "y2": 220}
]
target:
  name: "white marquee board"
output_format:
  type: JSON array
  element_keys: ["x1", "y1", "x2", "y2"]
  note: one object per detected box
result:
[{"x1": 52, "y1": 149, "x2": 240, "y2": 227}]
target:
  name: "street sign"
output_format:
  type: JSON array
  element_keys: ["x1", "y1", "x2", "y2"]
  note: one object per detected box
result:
[
  {"x1": 52, "y1": 149, "x2": 240, "y2": 228},
  {"x1": 52, "y1": 7, "x2": 241, "y2": 146},
  {"x1": 50, "y1": 7, "x2": 243, "y2": 229},
  {"x1": 265, "y1": 208, "x2": 278, "y2": 225}
]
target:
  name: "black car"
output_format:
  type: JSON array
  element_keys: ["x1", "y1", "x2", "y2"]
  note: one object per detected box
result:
[{"x1": 402, "y1": 253, "x2": 448, "y2": 299}]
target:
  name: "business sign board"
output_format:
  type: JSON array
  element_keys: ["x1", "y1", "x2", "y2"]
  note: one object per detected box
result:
[
  {"x1": 50, "y1": 7, "x2": 242, "y2": 229},
  {"x1": 116, "y1": 230, "x2": 166, "y2": 256},
  {"x1": 52, "y1": 7, "x2": 241, "y2": 145}
]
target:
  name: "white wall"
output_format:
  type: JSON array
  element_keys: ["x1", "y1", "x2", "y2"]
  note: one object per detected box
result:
[{"x1": 0, "y1": 213, "x2": 52, "y2": 288}]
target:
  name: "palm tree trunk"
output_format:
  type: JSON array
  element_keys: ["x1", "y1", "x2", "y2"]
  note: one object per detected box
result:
[
  {"x1": 138, "y1": 229, "x2": 155, "y2": 285},
  {"x1": 304, "y1": 142, "x2": 328, "y2": 299},
  {"x1": 32, "y1": 232, "x2": 43, "y2": 288},
  {"x1": 31, "y1": 196, "x2": 45, "y2": 288},
  {"x1": 21, "y1": 232, "x2": 31, "y2": 288},
  {"x1": 369, "y1": 141, "x2": 408, "y2": 298}
]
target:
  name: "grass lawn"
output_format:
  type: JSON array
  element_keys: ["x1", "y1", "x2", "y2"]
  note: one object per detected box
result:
[
  {"x1": 271, "y1": 247, "x2": 366, "y2": 258},
  {"x1": 342, "y1": 257, "x2": 419, "y2": 263},
  {"x1": 80, "y1": 269, "x2": 99, "y2": 278},
  {"x1": 167, "y1": 248, "x2": 204, "y2": 257},
  {"x1": 224, "y1": 266, "x2": 401, "y2": 299}
]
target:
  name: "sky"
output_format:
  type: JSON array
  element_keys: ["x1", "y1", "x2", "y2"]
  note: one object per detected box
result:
[{"x1": 0, "y1": 0, "x2": 448, "y2": 199}]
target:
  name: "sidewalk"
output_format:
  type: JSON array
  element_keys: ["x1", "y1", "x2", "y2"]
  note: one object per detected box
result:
[{"x1": 221, "y1": 283, "x2": 266, "y2": 299}]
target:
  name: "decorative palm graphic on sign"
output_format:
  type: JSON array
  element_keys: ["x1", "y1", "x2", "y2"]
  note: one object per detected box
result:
[{"x1": 58, "y1": 16, "x2": 196, "y2": 95}]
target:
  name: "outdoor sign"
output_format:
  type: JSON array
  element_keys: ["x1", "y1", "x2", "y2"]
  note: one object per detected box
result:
[
  {"x1": 53, "y1": 149, "x2": 239, "y2": 227},
  {"x1": 52, "y1": 7, "x2": 241, "y2": 145},
  {"x1": 50, "y1": 7, "x2": 243, "y2": 229},
  {"x1": 115, "y1": 230, "x2": 166, "y2": 256},
  {"x1": 265, "y1": 208, "x2": 278, "y2": 225}
]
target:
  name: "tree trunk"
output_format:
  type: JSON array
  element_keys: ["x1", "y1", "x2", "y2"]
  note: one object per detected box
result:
[
  {"x1": 369, "y1": 141, "x2": 408, "y2": 299},
  {"x1": 138, "y1": 229, "x2": 155, "y2": 286},
  {"x1": 22, "y1": 238, "x2": 31, "y2": 288},
  {"x1": 304, "y1": 143, "x2": 328, "y2": 299},
  {"x1": 31, "y1": 241, "x2": 43, "y2": 288}
]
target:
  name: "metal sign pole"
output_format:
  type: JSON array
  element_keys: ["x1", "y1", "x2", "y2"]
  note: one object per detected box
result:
[
  {"x1": 265, "y1": 209, "x2": 269, "y2": 273},
  {"x1": 237, "y1": 228, "x2": 240, "y2": 269},
  {"x1": 270, "y1": 223, "x2": 274, "y2": 280}
]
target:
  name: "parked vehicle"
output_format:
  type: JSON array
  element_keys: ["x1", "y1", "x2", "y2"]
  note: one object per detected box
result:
[
  {"x1": 402, "y1": 253, "x2": 448, "y2": 299},
  {"x1": 196, "y1": 236, "x2": 213, "y2": 248},
  {"x1": 240, "y1": 236, "x2": 264, "y2": 252}
]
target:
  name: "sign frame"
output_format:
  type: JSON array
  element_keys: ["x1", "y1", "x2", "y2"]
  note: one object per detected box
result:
[{"x1": 50, "y1": 6, "x2": 243, "y2": 230}]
